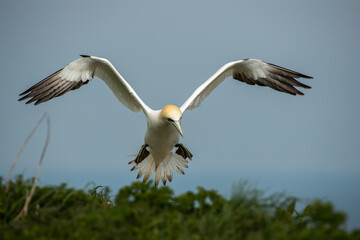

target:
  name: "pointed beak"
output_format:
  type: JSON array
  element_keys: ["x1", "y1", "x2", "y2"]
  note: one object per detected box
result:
[{"x1": 172, "y1": 121, "x2": 183, "y2": 137}]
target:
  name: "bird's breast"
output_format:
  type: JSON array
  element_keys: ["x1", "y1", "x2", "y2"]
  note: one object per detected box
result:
[{"x1": 144, "y1": 122, "x2": 180, "y2": 160}]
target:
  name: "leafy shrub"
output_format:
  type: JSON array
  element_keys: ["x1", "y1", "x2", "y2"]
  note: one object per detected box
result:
[{"x1": 1, "y1": 175, "x2": 359, "y2": 240}]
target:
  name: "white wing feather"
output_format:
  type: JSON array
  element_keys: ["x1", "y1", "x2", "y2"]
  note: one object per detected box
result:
[
  {"x1": 180, "y1": 61, "x2": 236, "y2": 112},
  {"x1": 19, "y1": 56, "x2": 151, "y2": 114},
  {"x1": 20, "y1": 57, "x2": 311, "y2": 114},
  {"x1": 180, "y1": 59, "x2": 312, "y2": 112}
]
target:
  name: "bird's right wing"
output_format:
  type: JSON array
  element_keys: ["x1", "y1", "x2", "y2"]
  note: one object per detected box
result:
[
  {"x1": 19, "y1": 55, "x2": 151, "y2": 114},
  {"x1": 180, "y1": 59, "x2": 312, "y2": 112}
]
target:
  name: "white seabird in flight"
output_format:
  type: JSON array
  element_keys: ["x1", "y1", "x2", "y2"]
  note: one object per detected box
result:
[{"x1": 19, "y1": 55, "x2": 312, "y2": 186}]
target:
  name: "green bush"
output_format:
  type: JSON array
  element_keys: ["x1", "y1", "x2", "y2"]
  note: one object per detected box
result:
[{"x1": 1, "y1": 175, "x2": 359, "y2": 240}]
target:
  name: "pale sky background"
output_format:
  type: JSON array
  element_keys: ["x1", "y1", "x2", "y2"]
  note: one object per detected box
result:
[{"x1": 1, "y1": 0, "x2": 359, "y2": 229}]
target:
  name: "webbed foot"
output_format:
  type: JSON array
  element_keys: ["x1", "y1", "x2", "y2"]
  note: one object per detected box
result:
[
  {"x1": 128, "y1": 144, "x2": 149, "y2": 166},
  {"x1": 175, "y1": 143, "x2": 193, "y2": 160}
]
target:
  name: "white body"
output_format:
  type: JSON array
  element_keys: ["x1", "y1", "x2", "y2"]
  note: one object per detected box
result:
[
  {"x1": 133, "y1": 109, "x2": 187, "y2": 185},
  {"x1": 145, "y1": 110, "x2": 180, "y2": 165}
]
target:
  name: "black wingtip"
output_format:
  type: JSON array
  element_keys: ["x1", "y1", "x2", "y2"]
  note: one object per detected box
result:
[
  {"x1": 19, "y1": 88, "x2": 32, "y2": 96},
  {"x1": 301, "y1": 74, "x2": 313, "y2": 79},
  {"x1": 18, "y1": 95, "x2": 29, "y2": 102},
  {"x1": 80, "y1": 55, "x2": 91, "y2": 58}
]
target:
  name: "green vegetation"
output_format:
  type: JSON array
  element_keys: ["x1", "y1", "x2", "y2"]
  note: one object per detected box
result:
[{"x1": 1, "y1": 175, "x2": 359, "y2": 240}]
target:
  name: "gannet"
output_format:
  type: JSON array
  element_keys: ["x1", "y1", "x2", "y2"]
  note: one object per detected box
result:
[{"x1": 19, "y1": 55, "x2": 312, "y2": 186}]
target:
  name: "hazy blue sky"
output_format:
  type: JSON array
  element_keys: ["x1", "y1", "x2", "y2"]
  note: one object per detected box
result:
[{"x1": 1, "y1": 0, "x2": 359, "y2": 229}]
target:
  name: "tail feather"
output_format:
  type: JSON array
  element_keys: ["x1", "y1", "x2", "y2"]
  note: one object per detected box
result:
[
  {"x1": 143, "y1": 158, "x2": 155, "y2": 183},
  {"x1": 129, "y1": 152, "x2": 189, "y2": 186}
]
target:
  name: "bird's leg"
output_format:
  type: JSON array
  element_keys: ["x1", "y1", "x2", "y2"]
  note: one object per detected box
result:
[
  {"x1": 134, "y1": 144, "x2": 149, "y2": 164},
  {"x1": 175, "y1": 143, "x2": 193, "y2": 160}
]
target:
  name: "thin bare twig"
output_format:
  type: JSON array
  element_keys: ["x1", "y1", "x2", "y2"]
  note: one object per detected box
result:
[
  {"x1": 6, "y1": 113, "x2": 47, "y2": 193},
  {"x1": 13, "y1": 115, "x2": 51, "y2": 222}
]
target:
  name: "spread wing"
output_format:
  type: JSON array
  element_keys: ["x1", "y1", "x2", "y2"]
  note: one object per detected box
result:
[
  {"x1": 19, "y1": 55, "x2": 150, "y2": 113},
  {"x1": 180, "y1": 59, "x2": 313, "y2": 112}
]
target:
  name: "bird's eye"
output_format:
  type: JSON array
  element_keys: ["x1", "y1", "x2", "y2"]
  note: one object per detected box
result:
[{"x1": 168, "y1": 118, "x2": 174, "y2": 122}]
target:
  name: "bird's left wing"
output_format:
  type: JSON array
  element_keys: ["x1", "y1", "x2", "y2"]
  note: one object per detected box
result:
[
  {"x1": 19, "y1": 55, "x2": 150, "y2": 113},
  {"x1": 180, "y1": 59, "x2": 313, "y2": 112}
]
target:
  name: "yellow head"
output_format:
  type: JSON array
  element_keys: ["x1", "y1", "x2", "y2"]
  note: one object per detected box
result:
[
  {"x1": 161, "y1": 105, "x2": 183, "y2": 137},
  {"x1": 161, "y1": 105, "x2": 182, "y2": 121}
]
